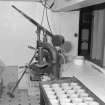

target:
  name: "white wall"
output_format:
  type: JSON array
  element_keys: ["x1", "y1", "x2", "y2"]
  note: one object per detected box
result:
[{"x1": 0, "y1": 1, "x2": 79, "y2": 66}]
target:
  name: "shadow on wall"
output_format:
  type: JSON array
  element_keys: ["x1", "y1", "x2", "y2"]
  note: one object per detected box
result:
[
  {"x1": 59, "y1": 41, "x2": 73, "y2": 64},
  {"x1": 61, "y1": 41, "x2": 72, "y2": 53}
]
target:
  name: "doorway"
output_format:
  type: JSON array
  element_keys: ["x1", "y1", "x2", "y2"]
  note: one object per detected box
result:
[
  {"x1": 78, "y1": 6, "x2": 105, "y2": 67},
  {"x1": 78, "y1": 8, "x2": 93, "y2": 59}
]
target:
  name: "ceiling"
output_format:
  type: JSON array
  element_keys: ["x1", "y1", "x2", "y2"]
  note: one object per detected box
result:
[
  {"x1": 53, "y1": 0, "x2": 105, "y2": 12},
  {"x1": 0, "y1": 0, "x2": 40, "y2": 1},
  {"x1": 0, "y1": 0, "x2": 105, "y2": 11}
]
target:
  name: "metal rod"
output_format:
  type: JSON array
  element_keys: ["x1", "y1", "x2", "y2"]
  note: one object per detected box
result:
[
  {"x1": 12, "y1": 5, "x2": 53, "y2": 38},
  {"x1": 7, "y1": 50, "x2": 37, "y2": 98}
]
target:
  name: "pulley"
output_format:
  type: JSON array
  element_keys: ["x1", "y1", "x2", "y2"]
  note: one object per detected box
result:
[{"x1": 41, "y1": 0, "x2": 55, "y2": 9}]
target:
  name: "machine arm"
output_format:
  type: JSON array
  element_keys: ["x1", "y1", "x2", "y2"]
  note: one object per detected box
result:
[{"x1": 12, "y1": 5, "x2": 53, "y2": 38}]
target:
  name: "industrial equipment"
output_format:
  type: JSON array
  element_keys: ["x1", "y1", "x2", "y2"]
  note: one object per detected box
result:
[{"x1": 7, "y1": 5, "x2": 65, "y2": 98}]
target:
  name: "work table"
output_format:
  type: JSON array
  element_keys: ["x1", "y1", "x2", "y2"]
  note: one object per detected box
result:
[{"x1": 61, "y1": 60, "x2": 105, "y2": 103}]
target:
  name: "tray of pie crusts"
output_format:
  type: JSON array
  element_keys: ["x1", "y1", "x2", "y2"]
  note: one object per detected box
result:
[{"x1": 41, "y1": 77, "x2": 105, "y2": 105}]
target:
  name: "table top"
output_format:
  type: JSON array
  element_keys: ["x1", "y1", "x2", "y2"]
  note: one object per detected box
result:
[{"x1": 61, "y1": 60, "x2": 105, "y2": 103}]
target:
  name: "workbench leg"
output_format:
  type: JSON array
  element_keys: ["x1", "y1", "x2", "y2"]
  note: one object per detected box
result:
[{"x1": 40, "y1": 91, "x2": 45, "y2": 105}]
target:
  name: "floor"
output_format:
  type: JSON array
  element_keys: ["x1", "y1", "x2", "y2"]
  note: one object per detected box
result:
[
  {"x1": 0, "y1": 82, "x2": 40, "y2": 105},
  {"x1": 79, "y1": 50, "x2": 103, "y2": 67}
]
